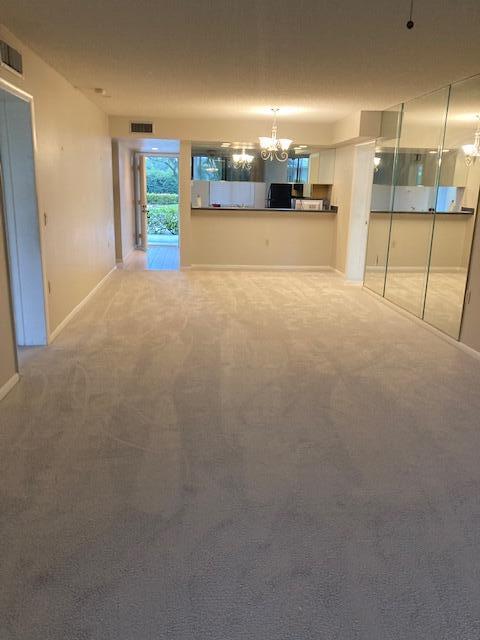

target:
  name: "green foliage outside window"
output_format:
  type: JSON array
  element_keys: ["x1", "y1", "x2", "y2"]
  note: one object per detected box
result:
[
  {"x1": 146, "y1": 156, "x2": 179, "y2": 194},
  {"x1": 147, "y1": 192, "x2": 179, "y2": 205},
  {"x1": 145, "y1": 156, "x2": 179, "y2": 235}
]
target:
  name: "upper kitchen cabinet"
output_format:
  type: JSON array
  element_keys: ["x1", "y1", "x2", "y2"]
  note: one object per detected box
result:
[{"x1": 307, "y1": 149, "x2": 336, "y2": 184}]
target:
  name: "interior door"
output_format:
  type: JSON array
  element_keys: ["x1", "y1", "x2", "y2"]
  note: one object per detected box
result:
[{"x1": 460, "y1": 214, "x2": 480, "y2": 352}]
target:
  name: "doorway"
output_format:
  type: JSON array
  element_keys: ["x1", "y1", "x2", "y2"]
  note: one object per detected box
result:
[
  {"x1": 0, "y1": 85, "x2": 47, "y2": 350},
  {"x1": 134, "y1": 153, "x2": 179, "y2": 270}
]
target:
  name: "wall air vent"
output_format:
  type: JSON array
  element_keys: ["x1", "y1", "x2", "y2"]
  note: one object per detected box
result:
[
  {"x1": 0, "y1": 40, "x2": 23, "y2": 76},
  {"x1": 130, "y1": 122, "x2": 154, "y2": 134}
]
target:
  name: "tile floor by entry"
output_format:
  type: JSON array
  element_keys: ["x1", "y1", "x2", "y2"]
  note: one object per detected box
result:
[
  {"x1": 126, "y1": 244, "x2": 179, "y2": 271},
  {"x1": 1, "y1": 267, "x2": 480, "y2": 640}
]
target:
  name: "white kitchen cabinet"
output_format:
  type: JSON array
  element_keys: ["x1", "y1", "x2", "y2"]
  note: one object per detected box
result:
[
  {"x1": 253, "y1": 182, "x2": 266, "y2": 208},
  {"x1": 191, "y1": 180, "x2": 210, "y2": 207},
  {"x1": 209, "y1": 181, "x2": 233, "y2": 206},
  {"x1": 307, "y1": 149, "x2": 336, "y2": 184},
  {"x1": 231, "y1": 182, "x2": 254, "y2": 207},
  {"x1": 208, "y1": 181, "x2": 266, "y2": 208}
]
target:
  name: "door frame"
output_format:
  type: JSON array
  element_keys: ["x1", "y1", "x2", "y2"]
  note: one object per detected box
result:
[
  {"x1": 133, "y1": 151, "x2": 180, "y2": 251},
  {"x1": 0, "y1": 165, "x2": 19, "y2": 372},
  {"x1": 0, "y1": 75, "x2": 50, "y2": 348}
]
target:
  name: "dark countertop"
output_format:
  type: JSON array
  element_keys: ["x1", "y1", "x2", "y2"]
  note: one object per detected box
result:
[
  {"x1": 371, "y1": 210, "x2": 474, "y2": 216},
  {"x1": 192, "y1": 207, "x2": 337, "y2": 214}
]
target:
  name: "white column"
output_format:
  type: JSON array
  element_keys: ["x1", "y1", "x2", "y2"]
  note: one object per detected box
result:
[{"x1": 345, "y1": 141, "x2": 375, "y2": 282}]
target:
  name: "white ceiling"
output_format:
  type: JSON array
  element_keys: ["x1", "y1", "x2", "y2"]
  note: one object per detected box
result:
[{"x1": 1, "y1": 0, "x2": 480, "y2": 124}]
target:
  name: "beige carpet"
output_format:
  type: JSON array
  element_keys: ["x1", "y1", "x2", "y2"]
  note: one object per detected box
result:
[
  {"x1": 364, "y1": 269, "x2": 467, "y2": 338},
  {"x1": 1, "y1": 266, "x2": 480, "y2": 639}
]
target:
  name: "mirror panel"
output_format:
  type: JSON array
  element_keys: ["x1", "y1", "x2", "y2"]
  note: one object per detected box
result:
[
  {"x1": 384, "y1": 88, "x2": 448, "y2": 317},
  {"x1": 365, "y1": 105, "x2": 401, "y2": 294},
  {"x1": 392, "y1": 87, "x2": 449, "y2": 213},
  {"x1": 364, "y1": 213, "x2": 391, "y2": 295},
  {"x1": 424, "y1": 75, "x2": 480, "y2": 337},
  {"x1": 364, "y1": 75, "x2": 480, "y2": 340},
  {"x1": 371, "y1": 105, "x2": 402, "y2": 212},
  {"x1": 384, "y1": 212, "x2": 435, "y2": 316},
  {"x1": 423, "y1": 213, "x2": 473, "y2": 336}
]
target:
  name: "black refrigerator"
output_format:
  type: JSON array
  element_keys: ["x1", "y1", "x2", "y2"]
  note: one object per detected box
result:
[
  {"x1": 267, "y1": 183, "x2": 293, "y2": 209},
  {"x1": 267, "y1": 182, "x2": 303, "y2": 209}
]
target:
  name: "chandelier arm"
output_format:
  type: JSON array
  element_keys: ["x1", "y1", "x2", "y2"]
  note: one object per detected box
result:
[{"x1": 274, "y1": 149, "x2": 289, "y2": 162}]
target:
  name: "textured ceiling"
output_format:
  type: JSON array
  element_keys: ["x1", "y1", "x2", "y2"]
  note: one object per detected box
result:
[{"x1": 1, "y1": 0, "x2": 480, "y2": 123}]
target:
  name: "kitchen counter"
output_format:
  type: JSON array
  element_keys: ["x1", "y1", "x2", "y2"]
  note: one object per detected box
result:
[
  {"x1": 192, "y1": 207, "x2": 337, "y2": 214},
  {"x1": 371, "y1": 210, "x2": 474, "y2": 215},
  {"x1": 190, "y1": 207, "x2": 337, "y2": 268}
]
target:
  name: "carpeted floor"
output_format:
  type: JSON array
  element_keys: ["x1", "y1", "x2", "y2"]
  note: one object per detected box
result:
[{"x1": 1, "y1": 267, "x2": 480, "y2": 640}]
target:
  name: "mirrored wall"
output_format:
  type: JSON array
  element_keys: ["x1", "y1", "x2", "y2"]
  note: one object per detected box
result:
[
  {"x1": 364, "y1": 74, "x2": 480, "y2": 339},
  {"x1": 365, "y1": 104, "x2": 402, "y2": 295}
]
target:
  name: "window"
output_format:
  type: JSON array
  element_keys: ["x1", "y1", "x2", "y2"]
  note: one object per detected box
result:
[
  {"x1": 287, "y1": 156, "x2": 309, "y2": 183},
  {"x1": 192, "y1": 156, "x2": 225, "y2": 180}
]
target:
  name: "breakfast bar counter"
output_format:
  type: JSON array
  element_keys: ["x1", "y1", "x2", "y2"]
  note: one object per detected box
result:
[
  {"x1": 192, "y1": 206, "x2": 338, "y2": 215},
  {"x1": 190, "y1": 207, "x2": 337, "y2": 269}
]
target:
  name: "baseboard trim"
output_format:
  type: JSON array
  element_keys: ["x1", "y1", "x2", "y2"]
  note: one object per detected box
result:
[
  {"x1": 190, "y1": 264, "x2": 334, "y2": 272},
  {"x1": 366, "y1": 266, "x2": 465, "y2": 274},
  {"x1": 362, "y1": 286, "x2": 480, "y2": 361},
  {"x1": 48, "y1": 266, "x2": 117, "y2": 343},
  {"x1": 120, "y1": 246, "x2": 136, "y2": 264},
  {"x1": 0, "y1": 373, "x2": 20, "y2": 402}
]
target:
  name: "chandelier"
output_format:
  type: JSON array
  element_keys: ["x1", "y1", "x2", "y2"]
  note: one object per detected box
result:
[
  {"x1": 259, "y1": 108, "x2": 293, "y2": 162},
  {"x1": 462, "y1": 115, "x2": 480, "y2": 166},
  {"x1": 232, "y1": 148, "x2": 254, "y2": 169},
  {"x1": 204, "y1": 156, "x2": 219, "y2": 174}
]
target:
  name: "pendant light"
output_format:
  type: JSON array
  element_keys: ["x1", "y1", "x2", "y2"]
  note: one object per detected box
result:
[
  {"x1": 259, "y1": 108, "x2": 293, "y2": 162},
  {"x1": 232, "y1": 148, "x2": 255, "y2": 169}
]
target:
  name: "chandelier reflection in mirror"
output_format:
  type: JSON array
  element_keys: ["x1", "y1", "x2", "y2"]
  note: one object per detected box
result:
[
  {"x1": 205, "y1": 156, "x2": 219, "y2": 174},
  {"x1": 232, "y1": 148, "x2": 254, "y2": 169},
  {"x1": 462, "y1": 115, "x2": 480, "y2": 166},
  {"x1": 259, "y1": 108, "x2": 293, "y2": 162}
]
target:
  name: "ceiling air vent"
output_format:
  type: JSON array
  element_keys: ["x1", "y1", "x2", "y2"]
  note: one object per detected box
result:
[
  {"x1": 0, "y1": 40, "x2": 23, "y2": 76},
  {"x1": 130, "y1": 122, "x2": 154, "y2": 134}
]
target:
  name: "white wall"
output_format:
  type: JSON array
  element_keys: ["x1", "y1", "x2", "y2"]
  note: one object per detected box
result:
[
  {"x1": 109, "y1": 110, "x2": 381, "y2": 148},
  {"x1": 115, "y1": 142, "x2": 136, "y2": 261},
  {"x1": 110, "y1": 116, "x2": 334, "y2": 146},
  {"x1": 332, "y1": 111, "x2": 381, "y2": 146},
  {"x1": 0, "y1": 24, "x2": 115, "y2": 386},
  {"x1": 190, "y1": 210, "x2": 336, "y2": 268},
  {"x1": 345, "y1": 143, "x2": 375, "y2": 281},
  {"x1": 331, "y1": 145, "x2": 356, "y2": 272},
  {"x1": 179, "y1": 141, "x2": 192, "y2": 267}
]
